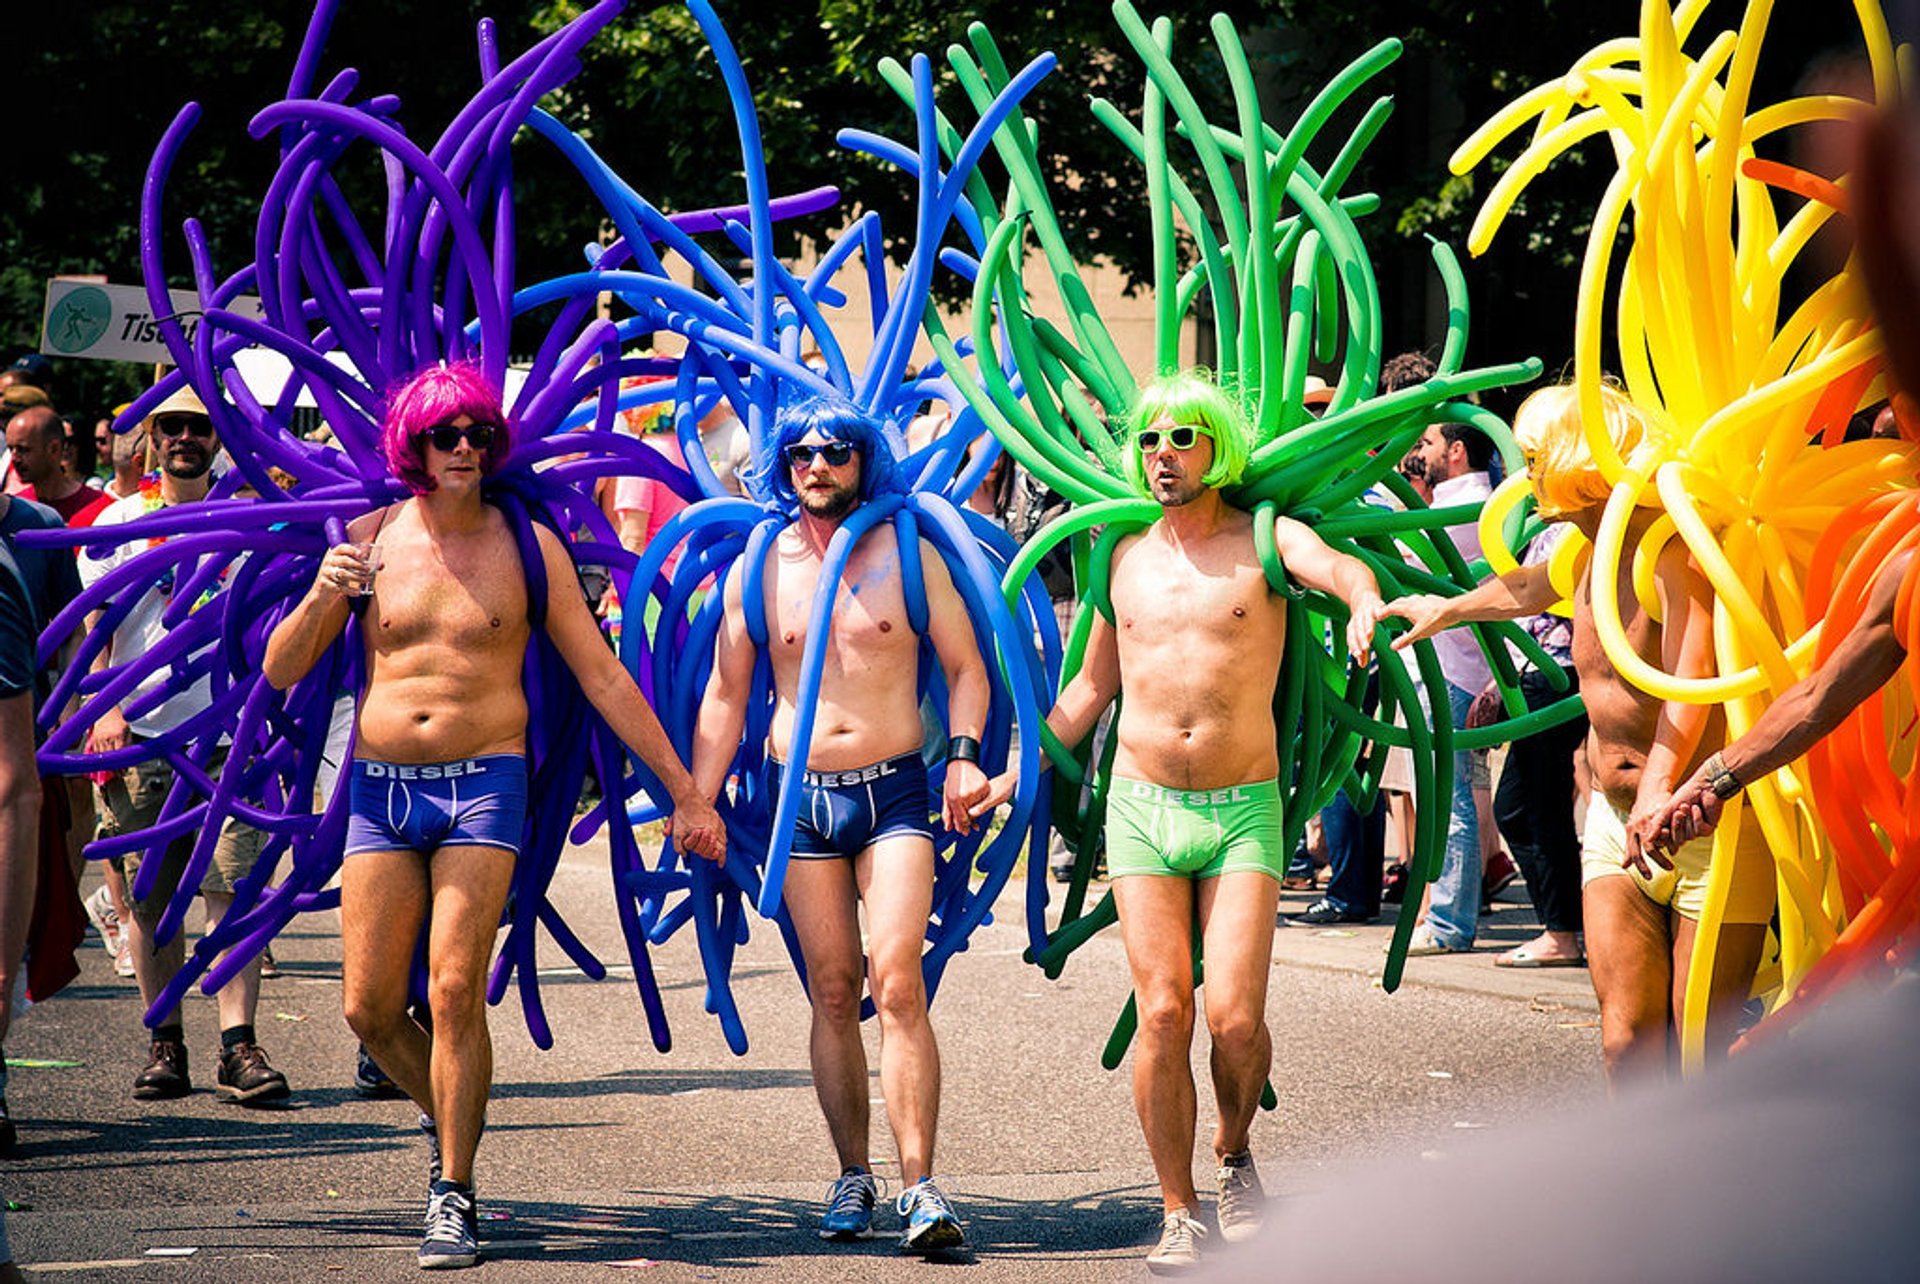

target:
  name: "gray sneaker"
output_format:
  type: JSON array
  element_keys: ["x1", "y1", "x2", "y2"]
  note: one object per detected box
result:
[
  {"x1": 418, "y1": 1183, "x2": 478, "y2": 1269},
  {"x1": 1146, "y1": 1208, "x2": 1207, "y2": 1275},
  {"x1": 1216, "y1": 1152, "x2": 1265, "y2": 1243}
]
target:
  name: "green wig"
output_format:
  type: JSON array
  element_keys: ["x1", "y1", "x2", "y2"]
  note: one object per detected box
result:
[{"x1": 1121, "y1": 369, "x2": 1253, "y2": 497}]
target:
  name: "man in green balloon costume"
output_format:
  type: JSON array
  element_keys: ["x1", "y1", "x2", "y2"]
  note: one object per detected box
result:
[{"x1": 979, "y1": 370, "x2": 1389, "y2": 1272}]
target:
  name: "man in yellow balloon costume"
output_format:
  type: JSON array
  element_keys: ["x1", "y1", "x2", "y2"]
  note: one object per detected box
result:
[{"x1": 1385, "y1": 384, "x2": 1775, "y2": 1086}]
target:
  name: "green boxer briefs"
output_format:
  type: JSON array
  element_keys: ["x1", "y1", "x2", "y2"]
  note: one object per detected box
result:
[{"x1": 1104, "y1": 775, "x2": 1285, "y2": 880}]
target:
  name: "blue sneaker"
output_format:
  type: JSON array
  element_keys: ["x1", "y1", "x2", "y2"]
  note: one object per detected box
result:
[
  {"x1": 418, "y1": 1181, "x2": 478, "y2": 1269},
  {"x1": 819, "y1": 1167, "x2": 878, "y2": 1240},
  {"x1": 897, "y1": 1177, "x2": 965, "y2": 1253}
]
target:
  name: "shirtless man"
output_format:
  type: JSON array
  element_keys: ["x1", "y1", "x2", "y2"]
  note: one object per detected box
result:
[
  {"x1": 1384, "y1": 385, "x2": 1774, "y2": 1088},
  {"x1": 264, "y1": 364, "x2": 722, "y2": 1270},
  {"x1": 977, "y1": 370, "x2": 1388, "y2": 1273},
  {"x1": 690, "y1": 395, "x2": 989, "y2": 1253}
]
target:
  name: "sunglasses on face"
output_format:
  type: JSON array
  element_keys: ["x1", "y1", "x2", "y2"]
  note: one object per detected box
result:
[
  {"x1": 417, "y1": 423, "x2": 498, "y2": 453},
  {"x1": 785, "y1": 440, "x2": 856, "y2": 469},
  {"x1": 1136, "y1": 424, "x2": 1206, "y2": 453},
  {"x1": 155, "y1": 416, "x2": 214, "y2": 439}
]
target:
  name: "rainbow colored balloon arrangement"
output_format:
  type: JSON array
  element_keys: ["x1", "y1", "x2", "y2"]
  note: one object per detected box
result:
[{"x1": 1453, "y1": 0, "x2": 1911, "y2": 1065}]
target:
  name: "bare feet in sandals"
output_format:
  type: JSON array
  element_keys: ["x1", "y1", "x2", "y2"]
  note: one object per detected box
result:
[{"x1": 1495, "y1": 930, "x2": 1585, "y2": 968}]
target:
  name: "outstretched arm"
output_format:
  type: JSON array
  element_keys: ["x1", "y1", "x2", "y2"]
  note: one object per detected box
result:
[
  {"x1": 922, "y1": 541, "x2": 992, "y2": 836},
  {"x1": 1272, "y1": 516, "x2": 1388, "y2": 664},
  {"x1": 687, "y1": 564, "x2": 760, "y2": 864},
  {"x1": 534, "y1": 525, "x2": 724, "y2": 861},
  {"x1": 1382, "y1": 559, "x2": 1559, "y2": 653},
  {"x1": 1652, "y1": 548, "x2": 1913, "y2": 851},
  {"x1": 972, "y1": 599, "x2": 1120, "y2": 818}
]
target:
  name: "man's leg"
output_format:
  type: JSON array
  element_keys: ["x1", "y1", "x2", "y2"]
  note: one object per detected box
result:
[
  {"x1": 1111, "y1": 874, "x2": 1201, "y2": 1213},
  {"x1": 782, "y1": 856, "x2": 870, "y2": 1174},
  {"x1": 202, "y1": 891, "x2": 261, "y2": 1034},
  {"x1": 1583, "y1": 877, "x2": 1672, "y2": 1089},
  {"x1": 855, "y1": 835, "x2": 939, "y2": 1184},
  {"x1": 1671, "y1": 917, "x2": 1767, "y2": 1068},
  {"x1": 1421, "y1": 681, "x2": 1482, "y2": 949},
  {"x1": 423, "y1": 846, "x2": 515, "y2": 1188},
  {"x1": 1195, "y1": 870, "x2": 1282, "y2": 1159},
  {"x1": 339, "y1": 850, "x2": 432, "y2": 1111},
  {"x1": 0, "y1": 691, "x2": 40, "y2": 1052}
]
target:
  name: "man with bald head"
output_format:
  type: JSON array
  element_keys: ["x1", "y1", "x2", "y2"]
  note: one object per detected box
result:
[{"x1": 7, "y1": 406, "x2": 108, "y2": 528}]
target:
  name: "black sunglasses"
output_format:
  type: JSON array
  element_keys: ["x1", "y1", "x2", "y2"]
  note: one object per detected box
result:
[
  {"x1": 1136, "y1": 425, "x2": 1206, "y2": 453},
  {"x1": 417, "y1": 423, "x2": 498, "y2": 453},
  {"x1": 155, "y1": 416, "x2": 214, "y2": 439},
  {"x1": 785, "y1": 440, "x2": 856, "y2": 469}
]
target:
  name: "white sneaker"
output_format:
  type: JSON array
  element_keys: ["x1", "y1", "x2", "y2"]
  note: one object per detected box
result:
[
  {"x1": 1215, "y1": 1153, "x2": 1265, "y2": 1243},
  {"x1": 114, "y1": 936, "x2": 136, "y2": 978},
  {"x1": 85, "y1": 886, "x2": 124, "y2": 958},
  {"x1": 1146, "y1": 1208, "x2": 1207, "y2": 1275}
]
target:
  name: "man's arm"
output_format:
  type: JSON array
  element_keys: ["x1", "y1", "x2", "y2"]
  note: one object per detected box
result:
[
  {"x1": 532, "y1": 525, "x2": 724, "y2": 861},
  {"x1": 1624, "y1": 540, "x2": 1716, "y2": 874},
  {"x1": 972, "y1": 595, "x2": 1121, "y2": 818},
  {"x1": 1382, "y1": 559, "x2": 1559, "y2": 652},
  {"x1": 686, "y1": 562, "x2": 759, "y2": 865},
  {"x1": 921, "y1": 541, "x2": 992, "y2": 835},
  {"x1": 1272, "y1": 515, "x2": 1388, "y2": 663},
  {"x1": 262, "y1": 511, "x2": 378, "y2": 691},
  {"x1": 1652, "y1": 547, "x2": 1913, "y2": 851}
]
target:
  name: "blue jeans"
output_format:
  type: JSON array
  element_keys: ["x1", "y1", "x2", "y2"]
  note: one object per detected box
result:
[
  {"x1": 1321, "y1": 789, "x2": 1384, "y2": 918},
  {"x1": 1425, "y1": 680, "x2": 1481, "y2": 949}
]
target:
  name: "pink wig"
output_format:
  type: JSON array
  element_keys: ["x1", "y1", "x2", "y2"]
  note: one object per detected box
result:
[{"x1": 379, "y1": 363, "x2": 512, "y2": 494}]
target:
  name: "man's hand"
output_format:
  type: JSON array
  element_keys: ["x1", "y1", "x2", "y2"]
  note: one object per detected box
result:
[
  {"x1": 667, "y1": 790, "x2": 727, "y2": 866},
  {"x1": 1346, "y1": 592, "x2": 1388, "y2": 666},
  {"x1": 315, "y1": 541, "x2": 378, "y2": 599},
  {"x1": 92, "y1": 705, "x2": 131, "y2": 756},
  {"x1": 1646, "y1": 766, "x2": 1728, "y2": 856},
  {"x1": 943, "y1": 759, "x2": 991, "y2": 836},
  {"x1": 1623, "y1": 786, "x2": 1677, "y2": 878},
  {"x1": 968, "y1": 768, "x2": 1018, "y2": 821},
  {"x1": 1381, "y1": 594, "x2": 1451, "y2": 651}
]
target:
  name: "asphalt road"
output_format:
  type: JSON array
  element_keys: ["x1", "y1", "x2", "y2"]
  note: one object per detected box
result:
[{"x1": 4, "y1": 842, "x2": 1601, "y2": 1280}]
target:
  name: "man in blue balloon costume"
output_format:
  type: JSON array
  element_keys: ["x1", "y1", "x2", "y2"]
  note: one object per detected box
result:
[
  {"x1": 691, "y1": 394, "x2": 990, "y2": 1253},
  {"x1": 264, "y1": 364, "x2": 725, "y2": 1269},
  {"x1": 980, "y1": 371, "x2": 1390, "y2": 1271}
]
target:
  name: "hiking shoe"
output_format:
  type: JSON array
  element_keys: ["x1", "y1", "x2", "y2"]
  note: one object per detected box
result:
[
  {"x1": 216, "y1": 1041, "x2": 290, "y2": 1106},
  {"x1": 422, "y1": 1113, "x2": 443, "y2": 1189},
  {"x1": 85, "y1": 885, "x2": 124, "y2": 957},
  {"x1": 819, "y1": 1166, "x2": 878, "y2": 1240},
  {"x1": 355, "y1": 1044, "x2": 407, "y2": 1099},
  {"x1": 133, "y1": 1038, "x2": 190, "y2": 1099},
  {"x1": 1146, "y1": 1208, "x2": 1207, "y2": 1275},
  {"x1": 418, "y1": 1182, "x2": 479, "y2": 1269},
  {"x1": 1215, "y1": 1152, "x2": 1265, "y2": 1243},
  {"x1": 896, "y1": 1177, "x2": 965, "y2": 1253}
]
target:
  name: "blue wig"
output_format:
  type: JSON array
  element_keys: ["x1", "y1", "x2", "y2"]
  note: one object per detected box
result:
[{"x1": 754, "y1": 392, "x2": 906, "y2": 511}]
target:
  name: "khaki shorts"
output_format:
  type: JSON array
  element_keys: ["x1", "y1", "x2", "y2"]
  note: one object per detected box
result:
[
  {"x1": 1580, "y1": 797, "x2": 1774, "y2": 925},
  {"x1": 98, "y1": 749, "x2": 268, "y2": 918}
]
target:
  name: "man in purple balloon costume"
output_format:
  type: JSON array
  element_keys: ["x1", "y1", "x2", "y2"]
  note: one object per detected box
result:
[{"x1": 265, "y1": 364, "x2": 723, "y2": 1269}]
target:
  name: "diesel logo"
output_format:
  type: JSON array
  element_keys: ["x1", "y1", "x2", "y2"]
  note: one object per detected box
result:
[{"x1": 363, "y1": 761, "x2": 486, "y2": 781}]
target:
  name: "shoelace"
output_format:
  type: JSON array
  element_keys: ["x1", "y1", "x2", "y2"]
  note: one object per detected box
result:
[
  {"x1": 1159, "y1": 1212, "x2": 1207, "y2": 1254},
  {"x1": 423, "y1": 1188, "x2": 474, "y2": 1243},
  {"x1": 897, "y1": 1179, "x2": 954, "y2": 1222},
  {"x1": 826, "y1": 1171, "x2": 878, "y2": 1218}
]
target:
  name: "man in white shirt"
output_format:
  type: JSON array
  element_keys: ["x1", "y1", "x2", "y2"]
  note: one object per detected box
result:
[{"x1": 1404, "y1": 422, "x2": 1494, "y2": 953}]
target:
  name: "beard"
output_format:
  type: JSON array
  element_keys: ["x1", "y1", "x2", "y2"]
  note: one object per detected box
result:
[
  {"x1": 161, "y1": 444, "x2": 215, "y2": 481},
  {"x1": 799, "y1": 479, "x2": 859, "y2": 520},
  {"x1": 1150, "y1": 469, "x2": 1207, "y2": 507}
]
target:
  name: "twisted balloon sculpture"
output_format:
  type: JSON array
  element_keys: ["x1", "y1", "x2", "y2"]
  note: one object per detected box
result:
[
  {"x1": 1454, "y1": 0, "x2": 1913, "y2": 1066},
  {"x1": 21, "y1": 0, "x2": 867, "y2": 1052},
  {"x1": 870, "y1": 0, "x2": 1557, "y2": 1082}
]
